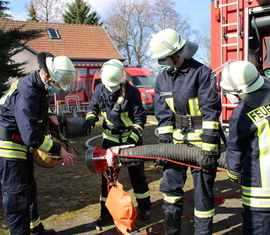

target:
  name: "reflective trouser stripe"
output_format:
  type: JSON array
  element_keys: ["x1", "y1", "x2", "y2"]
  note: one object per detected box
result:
[
  {"x1": 134, "y1": 191, "x2": 150, "y2": 199},
  {"x1": 227, "y1": 171, "x2": 240, "y2": 181},
  {"x1": 194, "y1": 208, "x2": 215, "y2": 218},
  {"x1": 164, "y1": 195, "x2": 183, "y2": 204},
  {"x1": 30, "y1": 216, "x2": 41, "y2": 229}
]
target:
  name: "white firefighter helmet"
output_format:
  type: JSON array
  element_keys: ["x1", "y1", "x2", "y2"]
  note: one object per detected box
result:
[
  {"x1": 100, "y1": 59, "x2": 126, "y2": 87},
  {"x1": 220, "y1": 61, "x2": 264, "y2": 94},
  {"x1": 46, "y1": 56, "x2": 79, "y2": 90},
  {"x1": 142, "y1": 28, "x2": 198, "y2": 60}
]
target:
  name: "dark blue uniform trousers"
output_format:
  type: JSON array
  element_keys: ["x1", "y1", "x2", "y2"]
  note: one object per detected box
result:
[
  {"x1": 0, "y1": 151, "x2": 44, "y2": 235},
  {"x1": 242, "y1": 208, "x2": 270, "y2": 235},
  {"x1": 160, "y1": 161, "x2": 216, "y2": 235}
]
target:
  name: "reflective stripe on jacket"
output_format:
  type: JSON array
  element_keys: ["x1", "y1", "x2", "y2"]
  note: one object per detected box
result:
[
  {"x1": 86, "y1": 82, "x2": 146, "y2": 143},
  {"x1": 154, "y1": 58, "x2": 221, "y2": 148},
  {"x1": 226, "y1": 79, "x2": 270, "y2": 211},
  {"x1": 0, "y1": 71, "x2": 61, "y2": 159}
]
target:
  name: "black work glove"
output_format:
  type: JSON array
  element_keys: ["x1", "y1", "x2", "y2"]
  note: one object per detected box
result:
[
  {"x1": 125, "y1": 137, "x2": 137, "y2": 145},
  {"x1": 197, "y1": 133, "x2": 219, "y2": 169},
  {"x1": 196, "y1": 154, "x2": 218, "y2": 169},
  {"x1": 227, "y1": 169, "x2": 241, "y2": 184},
  {"x1": 82, "y1": 118, "x2": 96, "y2": 130},
  {"x1": 153, "y1": 158, "x2": 168, "y2": 167}
]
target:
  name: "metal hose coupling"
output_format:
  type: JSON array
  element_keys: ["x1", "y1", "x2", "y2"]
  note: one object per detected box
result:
[{"x1": 85, "y1": 144, "x2": 136, "y2": 174}]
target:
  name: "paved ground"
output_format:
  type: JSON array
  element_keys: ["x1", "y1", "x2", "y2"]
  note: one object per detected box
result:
[{"x1": 44, "y1": 171, "x2": 243, "y2": 235}]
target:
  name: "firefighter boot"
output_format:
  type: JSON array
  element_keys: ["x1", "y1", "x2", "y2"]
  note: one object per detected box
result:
[
  {"x1": 164, "y1": 212, "x2": 182, "y2": 235},
  {"x1": 140, "y1": 209, "x2": 151, "y2": 220},
  {"x1": 96, "y1": 201, "x2": 112, "y2": 226}
]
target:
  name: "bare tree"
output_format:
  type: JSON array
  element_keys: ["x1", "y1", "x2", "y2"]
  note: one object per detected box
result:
[
  {"x1": 25, "y1": 0, "x2": 65, "y2": 22},
  {"x1": 149, "y1": 0, "x2": 195, "y2": 40},
  {"x1": 104, "y1": 0, "x2": 198, "y2": 65},
  {"x1": 104, "y1": 0, "x2": 151, "y2": 64},
  {"x1": 196, "y1": 18, "x2": 211, "y2": 66}
]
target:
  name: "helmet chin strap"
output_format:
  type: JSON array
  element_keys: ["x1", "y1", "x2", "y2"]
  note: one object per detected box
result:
[{"x1": 169, "y1": 55, "x2": 179, "y2": 73}]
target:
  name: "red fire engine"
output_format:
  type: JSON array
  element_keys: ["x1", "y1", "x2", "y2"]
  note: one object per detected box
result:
[{"x1": 211, "y1": 0, "x2": 270, "y2": 127}]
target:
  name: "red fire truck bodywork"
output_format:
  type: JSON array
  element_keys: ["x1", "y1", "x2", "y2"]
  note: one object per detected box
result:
[{"x1": 211, "y1": 0, "x2": 270, "y2": 126}]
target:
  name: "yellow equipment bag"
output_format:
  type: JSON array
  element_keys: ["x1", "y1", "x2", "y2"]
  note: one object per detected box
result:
[
  {"x1": 105, "y1": 182, "x2": 138, "y2": 235},
  {"x1": 32, "y1": 123, "x2": 79, "y2": 168}
]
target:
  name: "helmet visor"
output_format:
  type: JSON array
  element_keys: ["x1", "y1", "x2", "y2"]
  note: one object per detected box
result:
[
  {"x1": 142, "y1": 33, "x2": 184, "y2": 60},
  {"x1": 100, "y1": 61, "x2": 127, "y2": 87},
  {"x1": 54, "y1": 70, "x2": 80, "y2": 90},
  {"x1": 210, "y1": 60, "x2": 236, "y2": 93}
]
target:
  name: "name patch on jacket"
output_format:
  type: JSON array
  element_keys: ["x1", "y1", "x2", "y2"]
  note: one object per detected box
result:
[
  {"x1": 247, "y1": 103, "x2": 270, "y2": 123},
  {"x1": 160, "y1": 91, "x2": 173, "y2": 97}
]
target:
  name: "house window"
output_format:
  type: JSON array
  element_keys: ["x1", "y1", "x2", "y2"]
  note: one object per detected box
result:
[
  {"x1": 47, "y1": 28, "x2": 61, "y2": 39},
  {"x1": 90, "y1": 68, "x2": 100, "y2": 75},
  {"x1": 76, "y1": 68, "x2": 87, "y2": 76}
]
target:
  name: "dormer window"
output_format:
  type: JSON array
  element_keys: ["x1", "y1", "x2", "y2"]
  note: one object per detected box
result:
[{"x1": 47, "y1": 28, "x2": 61, "y2": 39}]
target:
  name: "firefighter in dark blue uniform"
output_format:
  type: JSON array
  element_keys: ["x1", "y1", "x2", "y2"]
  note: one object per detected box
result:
[
  {"x1": 0, "y1": 52, "x2": 78, "y2": 235},
  {"x1": 143, "y1": 28, "x2": 221, "y2": 235},
  {"x1": 83, "y1": 59, "x2": 151, "y2": 227},
  {"x1": 214, "y1": 60, "x2": 270, "y2": 235}
]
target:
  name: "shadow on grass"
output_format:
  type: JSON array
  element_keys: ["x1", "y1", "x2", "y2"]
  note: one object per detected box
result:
[{"x1": 56, "y1": 221, "x2": 117, "y2": 235}]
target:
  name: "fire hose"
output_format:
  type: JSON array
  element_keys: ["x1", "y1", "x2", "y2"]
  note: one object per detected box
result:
[{"x1": 85, "y1": 143, "x2": 227, "y2": 174}]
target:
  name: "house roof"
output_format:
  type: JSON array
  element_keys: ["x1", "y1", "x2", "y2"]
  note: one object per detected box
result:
[{"x1": 0, "y1": 19, "x2": 125, "y2": 61}]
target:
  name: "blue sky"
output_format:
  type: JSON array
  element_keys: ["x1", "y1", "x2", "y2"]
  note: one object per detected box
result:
[{"x1": 7, "y1": 0, "x2": 210, "y2": 30}]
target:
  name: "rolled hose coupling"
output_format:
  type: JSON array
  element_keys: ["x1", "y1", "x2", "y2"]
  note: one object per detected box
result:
[{"x1": 85, "y1": 144, "x2": 135, "y2": 174}]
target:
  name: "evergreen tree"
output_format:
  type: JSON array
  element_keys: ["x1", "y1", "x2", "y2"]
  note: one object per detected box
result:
[
  {"x1": 27, "y1": 1, "x2": 39, "y2": 22},
  {"x1": 0, "y1": 0, "x2": 12, "y2": 19},
  {"x1": 0, "y1": 26, "x2": 42, "y2": 95},
  {"x1": 62, "y1": 0, "x2": 103, "y2": 25}
]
